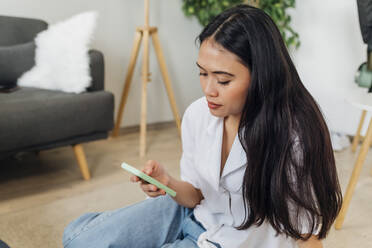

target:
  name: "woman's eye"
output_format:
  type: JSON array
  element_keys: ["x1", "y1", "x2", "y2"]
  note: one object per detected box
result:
[
  {"x1": 198, "y1": 72, "x2": 230, "y2": 85},
  {"x1": 218, "y1": 80, "x2": 231, "y2": 85}
]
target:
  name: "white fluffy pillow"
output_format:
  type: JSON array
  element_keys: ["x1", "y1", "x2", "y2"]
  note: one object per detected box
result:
[{"x1": 17, "y1": 11, "x2": 98, "y2": 93}]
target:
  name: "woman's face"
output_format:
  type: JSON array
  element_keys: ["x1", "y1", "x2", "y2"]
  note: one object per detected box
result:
[{"x1": 197, "y1": 39, "x2": 251, "y2": 120}]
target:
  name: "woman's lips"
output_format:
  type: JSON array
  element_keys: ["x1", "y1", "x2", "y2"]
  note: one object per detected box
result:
[{"x1": 207, "y1": 100, "x2": 222, "y2": 109}]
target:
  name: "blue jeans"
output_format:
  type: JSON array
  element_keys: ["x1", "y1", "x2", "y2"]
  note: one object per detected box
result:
[{"x1": 63, "y1": 195, "x2": 221, "y2": 248}]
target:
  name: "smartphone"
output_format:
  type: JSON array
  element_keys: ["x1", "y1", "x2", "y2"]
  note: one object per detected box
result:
[{"x1": 121, "y1": 162, "x2": 176, "y2": 197}]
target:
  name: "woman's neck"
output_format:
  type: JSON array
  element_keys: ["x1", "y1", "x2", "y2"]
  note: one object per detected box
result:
[{"x1": 224, "y1": 114, "x2": 241, "y2": 134}]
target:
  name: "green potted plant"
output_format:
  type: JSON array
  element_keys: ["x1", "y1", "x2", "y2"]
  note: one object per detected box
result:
[{"x1": 182, "y1": 0, "x2": 300, "y2": 49}]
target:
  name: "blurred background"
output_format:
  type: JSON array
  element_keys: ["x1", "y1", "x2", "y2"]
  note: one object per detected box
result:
[{"x1": 0, "y1": 0, "x2": 365, "y2": 134}]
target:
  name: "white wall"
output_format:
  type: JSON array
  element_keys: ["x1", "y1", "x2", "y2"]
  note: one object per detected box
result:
[
  {"x1": 0, "y1": 0, "x2": 366, "y2": 135},
  {"x1": 289, "y1": 0, "x2": 367, "y2": 135},
  {"x1": 0, "y1": 0, "x2": 204, "y2": 128}
]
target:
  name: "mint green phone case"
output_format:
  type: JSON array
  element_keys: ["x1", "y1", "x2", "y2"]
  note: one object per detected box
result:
[{"x1": 121, "y1": 162, "x2": 176, "y2": 197}]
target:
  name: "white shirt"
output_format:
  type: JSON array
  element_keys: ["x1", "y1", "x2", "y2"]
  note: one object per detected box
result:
[{"x1": 180, "y1": 97, "x2": 302, "y2": 248}]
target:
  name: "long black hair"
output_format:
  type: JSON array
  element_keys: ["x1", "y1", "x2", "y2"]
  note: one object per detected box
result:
[{"x1": 196, "y1": 4, "x2": 342, "y2": 241}]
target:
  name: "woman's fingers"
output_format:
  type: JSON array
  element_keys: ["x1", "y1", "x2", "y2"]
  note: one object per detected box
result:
[
  {"x1": 140, "y1": 182, "x2": 166, "y2": 197},
  {"x1": 130, "y1": 175, "x2": 139, "y2": 182},
  {"x1": 159, "y1": 189, "x2": 166, "y2": 195},
  {"x1": 140, "y1": 182, "x2": 158, "y2": 192},
  {"x1": 129, "y1": 160, "x2": 166, "y2": 198},
  {"x1": 130, "y1": 175, "x2": 148, "y2": 184},
  {"x1": 143, "y1": 160, "x2": 156, "y2": 175},
  {"x1": 146, "y1": 190, "x2": 166, "y2": 197}
]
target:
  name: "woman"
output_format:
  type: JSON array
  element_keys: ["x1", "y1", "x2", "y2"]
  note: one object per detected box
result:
[{"x1": 63, "y1": 5, "x2": 342, "y2": 248}]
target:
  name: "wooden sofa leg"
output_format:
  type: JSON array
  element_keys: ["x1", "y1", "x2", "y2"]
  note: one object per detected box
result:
[{"x1": 72, "y1": 144, "x2": 91, "y2": 180}]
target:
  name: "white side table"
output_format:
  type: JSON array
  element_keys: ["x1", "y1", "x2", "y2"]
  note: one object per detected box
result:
[{"x1": 335, "y1": 89, "x2": 372, "y2": 229}]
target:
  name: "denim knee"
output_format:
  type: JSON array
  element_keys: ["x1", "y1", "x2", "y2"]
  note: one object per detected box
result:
[
  {"x1": 62, "y1": 196, "x2": 188, "y2": 248},
  {"x1": 62, "y1": 212, "x2": 100, "y2": 247}
]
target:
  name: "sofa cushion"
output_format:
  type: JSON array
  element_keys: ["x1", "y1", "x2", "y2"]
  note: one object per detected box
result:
[
  {"x1": 0, "y1": 87, "x2": 114, "y2": 153},
  {"x1": 0, "y1": 41, "x2": 35, "y2": 89},
  {"x1": 0, "y1": 15, "x2": 48, "y2": 46}
]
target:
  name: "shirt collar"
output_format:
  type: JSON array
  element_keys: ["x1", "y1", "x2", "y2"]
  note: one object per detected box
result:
[
  {"x1": 221, "y1": 134, "x2": 247, "y2": 178},
  {"x1": 205, "y1": 115, "x2": 247, "y2": 188}
]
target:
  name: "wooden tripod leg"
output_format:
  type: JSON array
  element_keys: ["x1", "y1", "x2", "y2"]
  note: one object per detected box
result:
[
  {"x1": 113, "y1": 30, "x2": 143, "y2": 137},
  {"x1": 140, "y1": 29, "x2": 150, "y2": 157},
  {"x1": 335, "y1": 117, "x2": 372, "y2": 229},
  {"x1": 151, "y1": 30, "x2": 181, "y2": 137},
  {"x1": 351, "y1": 110, "x2": 367, "y2": 152},
  {"x1": 72, "y1": 144, "x2": 91, "y2": 180}
]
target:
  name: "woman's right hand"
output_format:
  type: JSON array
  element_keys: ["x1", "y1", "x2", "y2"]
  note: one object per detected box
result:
[{"x1": 130, "y1": 160, "x2": 170, "y2": 198}]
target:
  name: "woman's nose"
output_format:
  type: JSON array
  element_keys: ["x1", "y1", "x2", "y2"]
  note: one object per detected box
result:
[{"x1": 204, "y1": 79, "x2": 218, "y2": 97}]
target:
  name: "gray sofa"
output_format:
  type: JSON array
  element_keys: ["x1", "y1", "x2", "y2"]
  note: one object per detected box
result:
[{"x1": 0, "y1": 15, "x2": 114, "y2": 180}]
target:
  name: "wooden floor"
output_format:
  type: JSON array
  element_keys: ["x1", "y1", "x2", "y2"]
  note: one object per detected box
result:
[{"x1": 0, "y1": 124, "x2": 371, "y2": 248}]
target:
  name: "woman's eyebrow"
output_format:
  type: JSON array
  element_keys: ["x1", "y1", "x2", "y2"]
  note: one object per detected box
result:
[{"x1": 196, "y1": 62, "x2": 235, "y2": 77}]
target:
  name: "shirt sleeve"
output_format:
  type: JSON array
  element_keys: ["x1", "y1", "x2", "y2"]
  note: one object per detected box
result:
[{"x1": 179, "y1": 104, "x2": 200, "y2": 189}]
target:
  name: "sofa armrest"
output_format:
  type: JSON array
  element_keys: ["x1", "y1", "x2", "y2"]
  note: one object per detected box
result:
[{"x1": 87, "y1": 49, "x2": 104, "y2": 92}]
